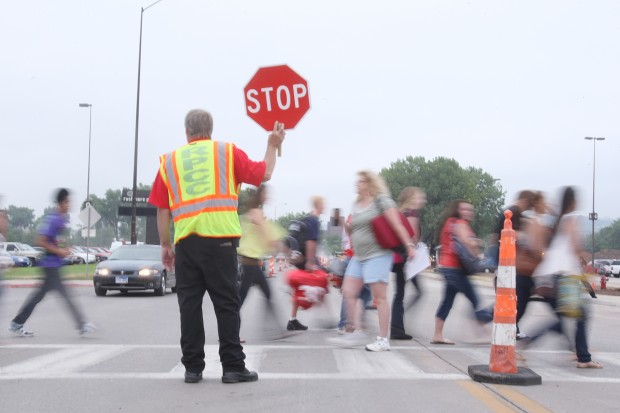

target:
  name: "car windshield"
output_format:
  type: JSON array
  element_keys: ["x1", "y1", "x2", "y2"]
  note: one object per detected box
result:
[
  {"x1": 18, "y1": 243, "x2": 35, "y2": 251},
  {"x1": 612, "y1": 261, "x2": 620, "y2": 265},
  {"x1": 109, "y1": 246, "x2": 161, "y2": 261}
]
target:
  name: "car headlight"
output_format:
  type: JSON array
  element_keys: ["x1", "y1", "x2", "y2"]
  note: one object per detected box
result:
[
  {"x1": 139, "y1": 268, "x2": 159, "y2": 276},
  {"x1": 96, "y1": 268, "x2": 110, "y2": 276}
]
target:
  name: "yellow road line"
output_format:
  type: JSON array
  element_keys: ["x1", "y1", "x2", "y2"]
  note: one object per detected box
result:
[
  {"x1": 457, "y1": 380, "x2": 518, "y2": 413},
  {"x1": 492, "y1": 385, "x2": 554, "y2": 413}
]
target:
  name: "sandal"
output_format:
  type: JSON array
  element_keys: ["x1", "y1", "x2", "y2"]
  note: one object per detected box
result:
[{"x1": 577, "y1": 360, "x2": 603, "y2": 369}]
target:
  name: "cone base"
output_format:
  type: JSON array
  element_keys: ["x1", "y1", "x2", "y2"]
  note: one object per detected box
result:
[{"x1": 468, "y1": 365, "x2": 542, "y2": 386}]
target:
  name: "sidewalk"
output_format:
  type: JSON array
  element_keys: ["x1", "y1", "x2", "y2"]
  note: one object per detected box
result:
[{"x1": 2, "y1": 279, "x2": 93, "y2": 288}]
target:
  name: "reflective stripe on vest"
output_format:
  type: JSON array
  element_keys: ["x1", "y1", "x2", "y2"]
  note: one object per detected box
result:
[{"x1": 159, "y1": 140, "x2": 240, "y2": 243}]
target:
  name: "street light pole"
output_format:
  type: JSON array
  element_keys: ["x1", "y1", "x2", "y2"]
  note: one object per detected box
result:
[
  {"x1": 79, "y1": 103, "x2": 92, "y2": 277},
  {"x1": 131, "y1": 0, "x2": 165, "y2": 245},
  {"x1": 585, "y1": 136, "x2": 605, "y2": 272}
]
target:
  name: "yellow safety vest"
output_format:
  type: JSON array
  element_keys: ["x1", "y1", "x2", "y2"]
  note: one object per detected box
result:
[{"x1": 159, "y1": 140, "x2": 241, "y2": 244}]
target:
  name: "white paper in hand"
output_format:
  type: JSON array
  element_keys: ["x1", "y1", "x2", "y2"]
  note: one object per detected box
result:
[{"x1": 405, "y1": 242, "x2": 431, "y2": 280}]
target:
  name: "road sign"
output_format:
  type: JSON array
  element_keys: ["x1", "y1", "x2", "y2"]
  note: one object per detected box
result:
[
  {"x1": 81, "y1": 228, "x2": 96, "y2": 238},
  {"x1": 244, "y1": 64, "x2": 310, "y2": 131},
  {"x1": 79, "y1": 203, "x2": 101, "y2": 228}
]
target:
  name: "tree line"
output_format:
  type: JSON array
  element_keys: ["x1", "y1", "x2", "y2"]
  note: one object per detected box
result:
[{"x1": 4, "y1": 157, "x2": 619, "y2": 253}]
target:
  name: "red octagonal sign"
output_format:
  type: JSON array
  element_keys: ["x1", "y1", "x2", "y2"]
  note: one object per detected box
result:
[{"x1": 244, "y1": 64, "x2": 310, "y2": 131}]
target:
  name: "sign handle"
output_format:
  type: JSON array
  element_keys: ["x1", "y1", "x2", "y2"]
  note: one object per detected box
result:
[{"x1": 278, "y1": 144, "x2": 282, "y2": 157}]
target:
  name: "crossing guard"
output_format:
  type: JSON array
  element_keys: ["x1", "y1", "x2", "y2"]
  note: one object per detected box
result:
[{"x1": 468, "y1": 210, "x2": 542, "y2": 386}]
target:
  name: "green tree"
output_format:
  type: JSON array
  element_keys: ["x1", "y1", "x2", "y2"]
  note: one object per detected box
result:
[
  {"x1": 594, "y1": 219, "x2": 620, "y2": 251},
  {"x1": 7, "y1": 205, "x2": 35, "y2": 229},
  {"x1": 275, "y1": 211, "x2": 310, "y2": 232},
  {"x1": 380, "y1": 156, "x2": 505, "y2": 248}
]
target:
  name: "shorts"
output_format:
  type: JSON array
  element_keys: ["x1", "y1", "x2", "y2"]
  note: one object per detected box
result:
[{"x1": 344, "y1": 253, "x2": 393, "y2": 284}]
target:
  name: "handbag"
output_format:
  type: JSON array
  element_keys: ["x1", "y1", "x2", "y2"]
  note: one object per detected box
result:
[
  {"x1": 371, "y1": 210, "x2": 415, "y2": 253},
  {"x1": 556, "y1": 275, "x2": 584, "y2": 318},
  {"x1": 515, "y1": 247, "x2": 542, "y2": 276},
  {"x1": 452, "y1": 235, "x2": 482, "y2": 275}
]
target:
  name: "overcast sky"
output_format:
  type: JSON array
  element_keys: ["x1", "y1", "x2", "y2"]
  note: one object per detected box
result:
[{"x1": 1, "y1": 0, "x2": 619, "y2": 227}]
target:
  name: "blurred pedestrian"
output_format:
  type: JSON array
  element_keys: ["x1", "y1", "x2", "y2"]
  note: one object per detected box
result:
[
  {"x1": 432, "y1": 200, "x2": 492, "y2": 345},
  {"x1": 148, "y1": 109, "x2": 285, "y2": 384},
  {"x1": 526, "y1": 187, "x2": 602, "y2": 368},
  {"x1": 8, "y1": 189, "x2": 96, "y2": 337},
  {"x1": 333, "y1": 170, "x2": 414, "y2": 352},
  {"x1": 495, "y1": 190, "x2": 537, "y2": 340},
  {"x1": 336, "y1": 215, "x2": 373, "y2": 333},
  {"x1": 286, "y1": 196, "x2": 325, "y2": 331},
  {"x1": 390, "y1": 187, "x2": 426, "y2": 340},
  {"x1": 237, "y1": 185, "x2": 288, "y2": 339}
]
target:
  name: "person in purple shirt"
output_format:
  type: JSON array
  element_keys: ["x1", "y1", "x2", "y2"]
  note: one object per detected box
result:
[{"x1": 8, "y1": 188, "x2": 96, "y2": 337}]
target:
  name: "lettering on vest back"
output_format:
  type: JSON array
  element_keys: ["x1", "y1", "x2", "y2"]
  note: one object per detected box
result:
[{"x1": 181, "y1": 145, "x2": 211, "y2": 196}]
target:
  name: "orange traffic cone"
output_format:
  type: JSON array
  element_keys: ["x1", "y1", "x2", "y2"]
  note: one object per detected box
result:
[
  {"x1": 468, "y1": 210, "x2": 541, "y2": 385},
  {"x1": 269, "y1": 257, "x2": 275, "y2": 277}
]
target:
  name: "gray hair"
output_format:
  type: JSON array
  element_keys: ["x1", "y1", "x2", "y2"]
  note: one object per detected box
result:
[{"x1": 185, "y1": 109, "x2": 213, "y2": 138}]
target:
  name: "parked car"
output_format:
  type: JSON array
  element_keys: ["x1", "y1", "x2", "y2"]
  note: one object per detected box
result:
[
  {"x1": 0, "y1": 250, "x2": 15, "y2": 270},
  {"x1": 70, "y1": 246, "x2": 97, "y2": 264},
  {"x1": 0, "y1": 242, "x2": 43, "y2": 266},
  {"x1": 605, "y1": 260, "x2": 620, "y2": 278},
  {"x1": 86, "y1": 247, "x2": 110, "y2": 262},
  {"x1": 93, "y1": 245, "x2": 176, "y2": 296},
  {"x1": 10, "y1": 254, "x2": 32, "y2": 267}
]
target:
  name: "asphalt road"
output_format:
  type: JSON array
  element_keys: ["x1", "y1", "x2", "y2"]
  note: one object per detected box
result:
[{"x1": 1, "y1": 269, "x2": 619, "y2": 413}]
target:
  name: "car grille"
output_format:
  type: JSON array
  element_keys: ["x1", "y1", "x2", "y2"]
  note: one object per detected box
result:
[{"x1": 111, "y1": 270, "x2": 136, "y2": 276}]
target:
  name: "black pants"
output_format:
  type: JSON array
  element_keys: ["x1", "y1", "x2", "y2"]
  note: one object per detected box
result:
[
  {"x1": 390, "y1": 262, "x2": 423, "y2": 335},
  {"x1": 175, "y1": 235, "x2": 245, "y2": 374},
  {"x1": 515, "y1": 274, "x2": 534, "y2": 335},
  {"x1": 239, "y1": 264, "x2": 272, "y2": 305},
  {"x1": 13, "y1": 266, "x2": 85, "y2": 328}
]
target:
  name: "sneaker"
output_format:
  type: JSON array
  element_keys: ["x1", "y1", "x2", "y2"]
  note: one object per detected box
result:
[
  {"x1": 8, "y1": 322, "x2": 34, "y2": 337},
  {"x1": 516, "y1": 332, "x2": 529, "y2": 341},
  {"x1": 79, "y1": 322, "x2": 97, "y2": 335},
  {"x1": 328, "y1": 331, "x2": 368, "y2": 347},
  {"x1": 287, "y1": 319, "x2": 308, "y2": 331},
  {"x1": 365, "y1": 336, "x2": 390, "y2": 352}
]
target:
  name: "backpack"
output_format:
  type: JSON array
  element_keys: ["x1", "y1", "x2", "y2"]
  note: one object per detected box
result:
[{"x1": 285, "y1": 219, "x2": 309, "y2": 255}]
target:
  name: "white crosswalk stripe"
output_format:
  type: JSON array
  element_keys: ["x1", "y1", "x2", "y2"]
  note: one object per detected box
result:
[{"x1": 1, "y1": 344, "x2": 620, "y2": 383}]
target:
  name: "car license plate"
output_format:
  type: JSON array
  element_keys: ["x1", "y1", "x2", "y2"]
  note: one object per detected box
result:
[{"x1": 115, "y1": 276, "x2": 128, "y2": 284}]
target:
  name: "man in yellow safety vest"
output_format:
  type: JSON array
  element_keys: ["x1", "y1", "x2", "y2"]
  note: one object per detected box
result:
[{"x1": 149, "y1": 109, "x2": 285, "y2": 384}]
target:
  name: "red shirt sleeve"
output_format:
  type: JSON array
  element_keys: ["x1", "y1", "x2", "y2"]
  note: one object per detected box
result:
[
  {"x1": 148, "y1": 171, "x2": 170, "y2": 209},
  {"x1": 233, "y1": 145, "x2": 266, "y2": 187}
]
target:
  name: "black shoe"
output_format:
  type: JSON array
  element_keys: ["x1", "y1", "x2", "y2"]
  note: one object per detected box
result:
[
  {"x1": 390, "y1": 333, "x2": 413, "y2": 340},
  {"x1": 184, "y1": 371, "x2": 202, "y2": 383},
  {"x1": 287, "y1": 319, "x2": 308, "y2": 331},
  {"x1": 222, "y1": 368, "x2": 259, "y2": 384}
]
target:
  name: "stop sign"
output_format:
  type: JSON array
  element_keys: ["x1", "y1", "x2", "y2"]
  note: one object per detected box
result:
[{"x1": 244, "y1": 64, "x2": 310, "y2": 131}]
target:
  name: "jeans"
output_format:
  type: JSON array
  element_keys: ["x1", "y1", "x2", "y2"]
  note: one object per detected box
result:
[
  {"x1": 175, "y1": 235, "x2": 245, "y2": 374},
  {"x1": 13, "y1": 266, "x2": 85, "y2": 328},
  {"x1": 528, "y1": 296, "x2": 592, "y2": 363},
  {"x1": 390, "y1": 262, "x2": 423, "y2": 335},
  {"x1": 338, "y1": 284, "x2": 372, "y2": 328},
  {"x1": 435, "y1": 267, "x2": 492, "y2": 323}
]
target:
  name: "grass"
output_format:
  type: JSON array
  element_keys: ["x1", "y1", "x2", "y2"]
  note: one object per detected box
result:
[{"x1": 4, "y1": 264, "x2": 95, "y2": 280}]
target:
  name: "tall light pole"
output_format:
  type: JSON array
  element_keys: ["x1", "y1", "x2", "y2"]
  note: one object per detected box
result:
[
  {"x1": 131, "y1": 0, "x2": 165, "y2": 245},
  {"x1": 585, "y1": 136, "x2": 605, "y2": 272},
  {"x1": 79, "y1": 103, "x2": 93, "y2": 277}
]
